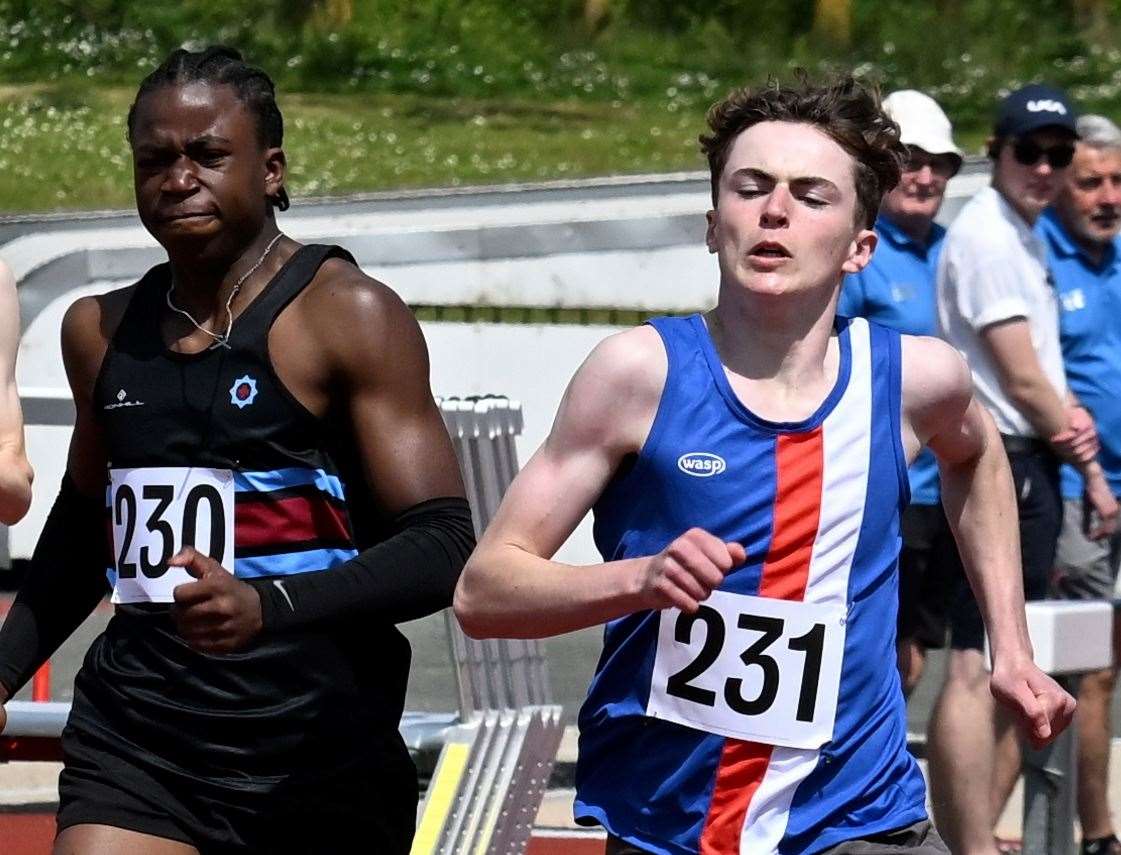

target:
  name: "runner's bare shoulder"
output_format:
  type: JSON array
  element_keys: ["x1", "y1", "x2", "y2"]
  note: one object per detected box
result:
[
  {"x1": 900, "y1": 333, "x2": 972, "y2": 437},
  {"x1": 296, "y1": 257, "x2": 424, "y2": 368},
  {"x1": 61, "y1": 284, "x2": 139, "y2": 399},
  {"x1": 551, "y1": 324, "x2": 668, "y2": 458}
]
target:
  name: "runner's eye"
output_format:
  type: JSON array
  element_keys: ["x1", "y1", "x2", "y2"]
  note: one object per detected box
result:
[
  {"x1": 135, "y1": 153, "x2": 173, "y2": 170},
  {"x1": 196, "y1": 151, "x2": 228, "y2": 167}
]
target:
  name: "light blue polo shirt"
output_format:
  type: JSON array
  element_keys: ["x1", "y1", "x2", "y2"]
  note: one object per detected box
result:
[
  {"x1": 1038, "y1": 207, "x2": 1121, "y2": 499},
  {"x1": 839, "y1": 214, "x2": 946, "y2": 505}
]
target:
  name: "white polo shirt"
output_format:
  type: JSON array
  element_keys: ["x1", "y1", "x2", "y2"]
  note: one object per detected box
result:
[{"x1": 937, "y1": 185, "x2": 1067, "y2": 438}]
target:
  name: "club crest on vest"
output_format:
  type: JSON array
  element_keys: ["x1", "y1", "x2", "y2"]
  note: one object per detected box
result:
[{"x1": 229, "y1": 374, "x2": 259, "y2": 409}]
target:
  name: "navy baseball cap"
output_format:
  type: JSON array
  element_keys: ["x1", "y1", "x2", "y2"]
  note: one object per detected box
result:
[{"x1": 995, "y1": 84, "x2": 1079, "y2": 138}]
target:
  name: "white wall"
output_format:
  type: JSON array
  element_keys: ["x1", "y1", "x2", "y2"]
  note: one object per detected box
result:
[{"x1": 7, "y1": 167, "x2": 990, "y2": 561}]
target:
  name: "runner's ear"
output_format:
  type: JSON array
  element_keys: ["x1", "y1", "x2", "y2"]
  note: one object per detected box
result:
[
  {"x1": 264, "y1": 147, "x2": 286, "y2": 211},
  {"x1": 841, "y1": 228, "x2": 877, "y2": 276},
  {"x1": 704, "y1": 209, "x2": 719, "y2": 255}
]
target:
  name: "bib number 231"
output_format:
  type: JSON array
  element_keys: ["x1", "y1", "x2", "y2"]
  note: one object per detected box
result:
[
  {"x1": 110, "y1": 467, "x2": 235, "y2": 604},
  {"x1": 646, "y1": 590, "x2": 846, "y2": 749}
]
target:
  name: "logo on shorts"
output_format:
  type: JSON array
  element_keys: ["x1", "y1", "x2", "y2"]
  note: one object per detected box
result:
[
  {"x1": 103, "y1": 388, "x2": 145, "y2": 410},
  {"x1": 677, "y1": 452, "x2": 727, "y2": 478},
  {"x1": 229, "y1": 375, "x2": 259, "y2": 409}
]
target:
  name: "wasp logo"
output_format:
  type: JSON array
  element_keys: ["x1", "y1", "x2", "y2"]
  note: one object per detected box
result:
[{"x1": 677, "y1": 452, "x2": 727, "y2": 477}]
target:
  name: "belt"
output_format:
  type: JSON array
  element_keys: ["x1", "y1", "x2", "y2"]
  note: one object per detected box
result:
[{"x1": 1000, "y1": 433, "x2": 1052, "y2": 456}]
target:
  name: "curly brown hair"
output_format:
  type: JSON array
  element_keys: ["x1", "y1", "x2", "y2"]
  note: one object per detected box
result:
[{"x1": 699, "y1": 74, "x2": 905, "y2": 229}]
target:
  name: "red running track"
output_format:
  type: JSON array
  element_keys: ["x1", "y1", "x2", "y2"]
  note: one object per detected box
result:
[{"x1": 0, "y1": 812, "x2": 607, "y2": 855}]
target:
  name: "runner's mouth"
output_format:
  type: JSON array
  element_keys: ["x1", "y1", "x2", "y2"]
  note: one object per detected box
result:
[
  {"x1": 749, "y1": 242, "x2": 792, "y2": 258},
  {"x1": 159, "y1": 211, "x2": 217, "y2": 223}
]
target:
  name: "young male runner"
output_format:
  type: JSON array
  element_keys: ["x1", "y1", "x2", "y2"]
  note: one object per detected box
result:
[
  {"x1": 455, "y1": 77, "x2": 1075, "y2": 855},
  {"x1": 0, "y1": 257, "x2": 33, "y2": 523},
  {"x1": 0, "y1": 47, "x2": 473, "y2": 854}
]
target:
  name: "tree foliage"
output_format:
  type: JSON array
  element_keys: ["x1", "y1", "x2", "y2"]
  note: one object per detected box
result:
[{"x1": 3, "y1": 0, "x2": 1121, "y2": 124}]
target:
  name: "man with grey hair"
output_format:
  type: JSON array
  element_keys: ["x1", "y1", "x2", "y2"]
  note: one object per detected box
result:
[{"x1": 1038, "y1": 112, "x2": 1121, "y2": 855}]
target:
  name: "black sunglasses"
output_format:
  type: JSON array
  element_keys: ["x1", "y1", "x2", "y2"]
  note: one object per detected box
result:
[
  {"x1": 1012, "y1": 138, "x2": 1075, "y2": 169},
  {"x1": 903, "y1": 146, "x2": 960, "y2": 177}
]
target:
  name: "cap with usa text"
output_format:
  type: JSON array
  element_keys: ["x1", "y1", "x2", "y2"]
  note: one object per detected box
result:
[{"x1": 995, "y1": 84, "x2": 1078, "y2": 139}]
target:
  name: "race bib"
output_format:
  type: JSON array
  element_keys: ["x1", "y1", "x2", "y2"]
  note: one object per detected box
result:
[
  {"x1": 109, "y1": 467, "x2": 235, "y2": 604},
  {"x1": 646, "y1": 589, "x2": 846, "y2": 749}
]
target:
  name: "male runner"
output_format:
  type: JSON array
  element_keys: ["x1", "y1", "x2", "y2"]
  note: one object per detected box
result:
[
  {"x1": 455, "y1": 76, "x2": 1074, "y2": 855},
  {"x1": 1039, "y1": 113, "x2": 1121, "y2": 855},
  {"x1": 837, "y1": 89, "x2": 963, "y2": 695},
  {"x1": 0, "y1": 47, "x2": 473, "y2": 854},
  {"x1": 0, "y1": 258, "x2": 33, "y2": 523}
]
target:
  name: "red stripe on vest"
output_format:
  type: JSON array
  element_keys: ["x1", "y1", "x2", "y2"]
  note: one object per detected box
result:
[
  {"x1": 235, "y1": 495, "x2": 351, "y2": 547},
  {"x1": 759, "y1": 430, "x2": 824, "y2": 601},
  {"x1": 699, "y1": 740, "x2": 774, "y2": 854},
  {"x1": 697, "y1": 428, "x2": 824, "y2": 853}
]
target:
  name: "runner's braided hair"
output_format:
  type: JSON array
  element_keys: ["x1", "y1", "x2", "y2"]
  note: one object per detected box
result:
[
  {"x1": 700, "y1": 72, "x2": 904, "y2": 229},
  {"x1": 127, "y1": 45, "x2": 289, "y2": 211}
]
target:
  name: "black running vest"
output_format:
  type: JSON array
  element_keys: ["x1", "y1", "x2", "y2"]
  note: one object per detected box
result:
[{"x1": 67, "y1": 245, "x2": 417, "y2": 840}]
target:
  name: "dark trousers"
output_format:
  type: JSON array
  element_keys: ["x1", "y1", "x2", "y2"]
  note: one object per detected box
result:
[{"x1": 948, "y1": 438, "x2": 1062, "y2": 650}]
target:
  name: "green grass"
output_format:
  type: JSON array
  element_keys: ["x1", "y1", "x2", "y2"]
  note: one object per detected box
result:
[
  {"x1": 0, "y1": 82, "x2": 1003, "y2": 215},
  {"x1": 5, "y1": 0, "x2": 1121, "y2": 213},
  {"x1": 0, "y1": 84, "x2": 714, "y2": 213}
]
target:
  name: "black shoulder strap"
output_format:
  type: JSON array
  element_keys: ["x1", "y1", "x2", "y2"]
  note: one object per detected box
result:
[
  {"x1": 232, "y1": 244, "x2": 359, "y2": 341},
  {"x1": 92, "y1": 263, "x2": 171, "y2": 413},
  {"x1": 108, "y1": 263, "x2": 171, "y2": 355}
]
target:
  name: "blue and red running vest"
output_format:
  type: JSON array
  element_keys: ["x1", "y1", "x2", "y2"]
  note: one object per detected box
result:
[{"x1": 576, "y1": 314, "x2": 927, "y2": 855}]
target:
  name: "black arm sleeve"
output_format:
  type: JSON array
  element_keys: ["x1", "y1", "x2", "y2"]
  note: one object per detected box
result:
[
  {"x1": 250, "y1": 496, "x2": 475, "y2": 631},
  {"x1": 0, "y1": 475, "x2": 109, "y2": 697}
]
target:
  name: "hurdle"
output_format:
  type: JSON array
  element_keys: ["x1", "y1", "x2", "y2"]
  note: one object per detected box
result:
[
  {"x1": 416, "y1": 396, "x2": 564, "y2": 855},
  {"x1": 1014, "y1": 601, "x2": 1114, "y2": 855}
]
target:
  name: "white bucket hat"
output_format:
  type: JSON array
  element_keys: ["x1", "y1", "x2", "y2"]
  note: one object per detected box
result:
[{"x1": 883, "y1": 89, "x2": 963, "y2": 167}]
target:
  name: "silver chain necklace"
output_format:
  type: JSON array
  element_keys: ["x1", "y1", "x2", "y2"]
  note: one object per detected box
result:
[{"x1": 165, "y1": 232, "x2": 284, "y2": 350}]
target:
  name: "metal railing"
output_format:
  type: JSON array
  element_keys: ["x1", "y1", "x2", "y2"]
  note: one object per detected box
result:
[{"x1": 424, "y1": 397, "x2": 563, "y2": 855}]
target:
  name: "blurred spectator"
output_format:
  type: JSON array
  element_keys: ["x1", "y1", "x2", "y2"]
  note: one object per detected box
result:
[
  {"x1": 930, "y1": 83, "x2": 1119, "y2": 855},
  {"x1": 1038, "y1": 113, "x2": 1121, "y2": 855},
  {"x1": 838, "y1": 89, "x2": 963, "y2": 697}
]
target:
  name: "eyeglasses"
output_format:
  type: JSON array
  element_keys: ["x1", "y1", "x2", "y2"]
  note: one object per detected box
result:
[
  {"x1": 1011, "y1": 138, "x2": 1075, "y2": 169},
  {"x1": 903, "y1": 147, "x2": 960, "y2": 178}
]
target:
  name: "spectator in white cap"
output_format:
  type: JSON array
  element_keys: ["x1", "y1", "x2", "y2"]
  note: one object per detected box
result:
[{"x1": 838, "y1": 90, "x2": 963, "y2": 698}]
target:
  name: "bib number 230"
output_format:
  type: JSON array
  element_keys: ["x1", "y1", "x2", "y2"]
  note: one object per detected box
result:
[
  {"x1": 646, "y1": 590, "x2": 846, "y2": 749},
  {"x1": 110, "y1": 467, "x2": 235, "y2": 604}
]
